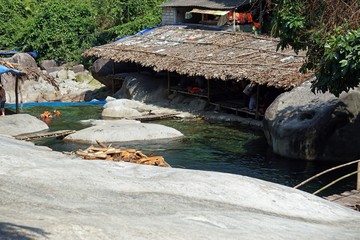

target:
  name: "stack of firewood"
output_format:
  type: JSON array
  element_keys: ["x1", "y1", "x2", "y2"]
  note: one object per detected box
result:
[{"x1": 75, "y1": 140, "x2": 170, "y2": 167}]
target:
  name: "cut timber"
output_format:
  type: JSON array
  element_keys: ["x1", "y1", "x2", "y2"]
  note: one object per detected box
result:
[
  {"x1": 15, "y1": 130, "x2": 76, "y2": 141},
  {"x1": 75, "y1": 140, "x2": 171, "y2": 167},
  {"x1": 125, "y1": 113, "x2": 178, "y2": 121}
]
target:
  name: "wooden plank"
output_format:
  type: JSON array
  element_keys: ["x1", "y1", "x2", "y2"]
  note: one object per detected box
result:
[
  {"x1": 125, "y1": 113, "x2": 179, "y2": 121},
  {"x1": 325, "y1": 189, "x2": 360, "y2": 211},
  {"x1": 15, "y1": 130, "x2": 76, "y2": 141}
]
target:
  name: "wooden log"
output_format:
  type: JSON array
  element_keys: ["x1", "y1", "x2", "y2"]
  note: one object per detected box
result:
[{"x1": 96, "y1": 139, "x2": 107, "y2": 148}]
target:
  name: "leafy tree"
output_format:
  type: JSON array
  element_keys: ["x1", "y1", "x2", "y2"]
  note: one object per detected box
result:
[
  {"x1": 25, "y1": 0, "x2": 97, "y2": 62},
  {"x1": 1, "y1": 0, "x2": 165, "y2": 63},
  {"x1": 270, "y1": 0, "x2": 360, "y2": 96},
  {"x1": 0, "y1": 0, "x2": 36, "y2": 50}
]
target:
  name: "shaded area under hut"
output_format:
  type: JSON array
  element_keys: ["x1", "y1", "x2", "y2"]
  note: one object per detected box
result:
[{"x1": 83, "y1": 25, "x2": 313, "y2": 119}]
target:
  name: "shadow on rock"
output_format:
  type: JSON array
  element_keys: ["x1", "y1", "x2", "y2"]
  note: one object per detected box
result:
[{"x1": 0, "y1": 222, "x2": 49, "y2": 240}]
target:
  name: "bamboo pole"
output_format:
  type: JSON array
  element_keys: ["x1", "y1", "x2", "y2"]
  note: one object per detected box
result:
[
  {"x1": 15, "y1": 75, "x2": 19, "y2": 113},
  {"x1": 357, "y1": 161, "x2": 360, "y2": 190},
  {"x1": 313, "y1": 171, "x2": 359, "y2": 195},
  {"x1": 294, "y1": 159, "x2": 360, "y2": 189}
]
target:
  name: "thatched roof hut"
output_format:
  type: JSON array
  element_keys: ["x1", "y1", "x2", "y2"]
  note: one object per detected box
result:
[{"x1": 83, "y1": 26, "x2": 312, "y2": 90}]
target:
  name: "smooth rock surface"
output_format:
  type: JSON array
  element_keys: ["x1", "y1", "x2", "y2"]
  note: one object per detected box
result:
[
  {"x1": 64, "y1": 119, "x2": 184, "y2": 144},
  {"x1": 0, "y1": 114, "x2": 48, "y2": 136},
  {"x1": 102, "y1": 98, "x2": 182, "y2": 119},
  {"x1": 0, "y1": 135, "x2": 359, "y2": 239},
  {"x1": 264, "y1": 80, "x2": 360, "y2": 161}
]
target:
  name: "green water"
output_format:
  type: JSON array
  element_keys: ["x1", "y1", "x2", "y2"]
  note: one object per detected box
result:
[{"x1": 10, "y1": 103, "x2": 356, "y2": 196}]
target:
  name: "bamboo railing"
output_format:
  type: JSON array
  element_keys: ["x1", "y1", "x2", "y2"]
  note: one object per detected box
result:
[{"x1": 294, "y1": 159, "x2": 360, "y2": 195}]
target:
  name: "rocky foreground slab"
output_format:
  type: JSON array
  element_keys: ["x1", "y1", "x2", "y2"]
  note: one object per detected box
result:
[{"x1": 0, "y1": 135, "x2": 359, "y2": 239}]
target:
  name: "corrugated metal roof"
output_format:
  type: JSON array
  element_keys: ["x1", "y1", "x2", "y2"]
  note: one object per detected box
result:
[
  {"x1": 83, "y1": 26, "x2": 313, "y2": 89},
  {"x1": 160, "y1": 0, "x2": 250, "y2": 10},
  {"x1": 190, "y1": 8, "x2": 230, "y2": 16}
]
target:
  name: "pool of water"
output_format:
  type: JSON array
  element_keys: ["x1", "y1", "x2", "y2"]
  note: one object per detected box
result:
[{"x1": 9, "y1": 102, "x2": 356, "y2": 196}]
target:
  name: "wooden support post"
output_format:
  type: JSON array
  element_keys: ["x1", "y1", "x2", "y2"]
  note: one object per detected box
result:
[
  {"x1": 357, "y1": 161, "x2": 360, "y2": 190},
  {"x1": 207, "y1": 79, "x2": 210, "y2": 102},
  {"x1": 15, "y1": 75, "x2": 19, "y2": 113},
  {"x1": 112, "y1": 61, "x2": 115, "y2": 94},
  {"x1": 167, "y1": 71, "x2": 170, "y2": 96},
  {"x1": 232, "y1": 9, "x2": 236, "y2": 32},
  {"x1": 255, "y1": 84, "x2": 260, "y2": 120}
]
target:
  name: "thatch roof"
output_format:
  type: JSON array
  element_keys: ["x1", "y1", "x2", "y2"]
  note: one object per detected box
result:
[
  {"x1": 160, "y1": 0, "x2": 250, "y2": 10},
  {"x1": 83, "y1": 26, "x2": 313, "y2": 89}
]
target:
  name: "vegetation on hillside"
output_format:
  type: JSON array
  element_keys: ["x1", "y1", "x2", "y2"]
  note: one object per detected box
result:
[
  {"x1": 269, "y1": 0, "x2": 359, "y2": 96},
  {"x1": 0, "y1": 0, "x2": 164, "y2": 63}
]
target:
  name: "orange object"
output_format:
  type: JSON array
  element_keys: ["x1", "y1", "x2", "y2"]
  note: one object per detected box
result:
[
  {"x1": 246, "y1": 13, "x2": 253, "y2": 23},
  {"x1": 187, "y1": 87, "x2": 203, "y2": 94},
  {"x1": 53, "y1": 110, "x2": 61, "y2": 116}
]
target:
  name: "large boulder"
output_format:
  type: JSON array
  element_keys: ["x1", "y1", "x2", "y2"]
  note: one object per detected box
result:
[
  {"x1": 0, "y1": 134, "x2": 359, "y2": 239},
  {"x1": 102, "y1": 98, "x2": 180, "y2": 119},
  {"x1": 113, "y1": 72, "x2": 208, "y2": 113},
  {"x1": 64, "y1": 119, "x2": 184, "y2": 144},
  {"x1": 1, "y1": 52, "x2": 38, "y2": 68},
  {"x1": 90, "y1": 59, "x2": 138, "y2": 88},
  {"x1": 263, "y1": 80, "x2": 360, "y2": 161},
  {"x1": 0, "y1": 114, "x2": 48, "y2": 136}
]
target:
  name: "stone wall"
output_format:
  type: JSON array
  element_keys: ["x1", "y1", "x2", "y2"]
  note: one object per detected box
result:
[{"x1": 162, "y1": 7, "x2": 176, "y2": 25}]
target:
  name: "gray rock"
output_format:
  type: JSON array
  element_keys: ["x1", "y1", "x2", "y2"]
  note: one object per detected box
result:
[
  {"x1": 0, "y1": 114, "x2": 48, "y2": 136},
  {"x1": 263, "y1": 80, "x2": 360, "y2": 161},
  {"x1": 102, "y1": 98, "x2": 182, "y2": 119},
  {"x1": 1, "y1": 53, "x2": 38, "y2": 68},
  {"x1": 90, "y1": 59, "x2": 138, "y2": 88},
  {"x1": 40, "y1": 59, "x2": 57, "y2": 70},
  {"x1": 64, "y1": 119, "x2": 184, "y2": 144},
  {"x1": 0, "y1": 134, "x2": 359, "y2": 239},
  {"x1": 67, "y1": 70, "x2": 76, "y2": 80},
  {"x1": 114, "y1": 73, "x2": 168, "y2": 103},
  {"x1": 45, "y1": 66, "x2": 65, "y2": 73},
  {"x1": 57, "y1": 69, "x2": 68, "y2": 79},
  {"x1": 72, "y1": 64, "x2": 85, "y2": 73}
]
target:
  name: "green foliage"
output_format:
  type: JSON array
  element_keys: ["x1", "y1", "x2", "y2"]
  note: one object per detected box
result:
[
  {"x1": 0, "y1": 0, "x2": 36, "y2": 50},
  {"x1": 26, "y1": 0, "x2": 97, "y2": 62},
  {"x1": 271, "y1": 0, "x2": 360, "y2": 96},
  {"x1": 1, "y1": 0, "x2": 165, "y2": 63},
  {"x1": 314, "y1": 29, "x2": 360, "y2": 96}
]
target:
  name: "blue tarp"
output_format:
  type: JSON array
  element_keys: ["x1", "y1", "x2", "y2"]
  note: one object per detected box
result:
[
  {"x1": 0, "y1": 65, "x2": 23, "y2": 75},
  {"x1": 0, "y1": 50, "x2": 38, "y2": 58},
  {"x1": 7, "y1": 100, "x2": 106, "y2": 109}
]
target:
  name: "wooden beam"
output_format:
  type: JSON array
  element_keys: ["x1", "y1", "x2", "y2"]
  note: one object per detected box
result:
[
  {"x1": 255, "y1": 84, "x2": 260, "y2": 119},
  {"x1": 357, "y1": 161, "x2": 360, "y2": 190},
  {"x1": 15, "y1": 75, "x2": 19, "y2": 113},
  {"x1": 112, "y1": 61, "x2": 115, "y2": 94},
  {"x1": 207, "y1": 79, "x2": 210, "y2": 102},
  {"x1": 167, "y1": 71, "x2": 170, "y2": 96}
]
